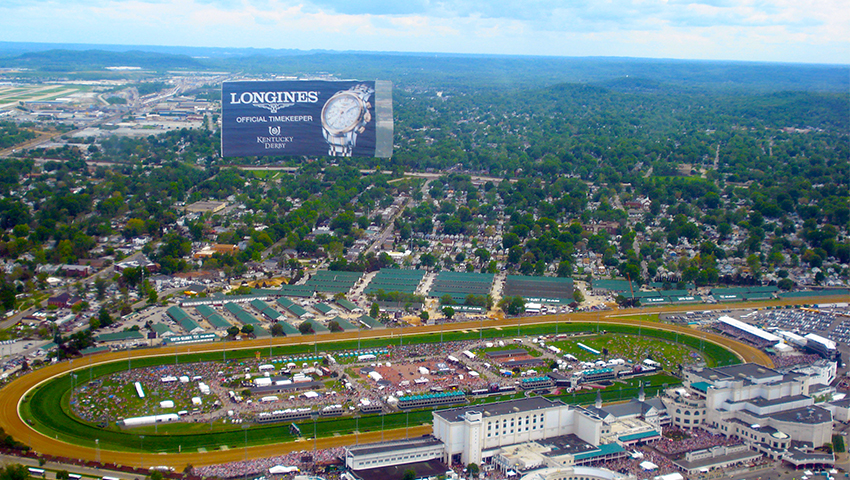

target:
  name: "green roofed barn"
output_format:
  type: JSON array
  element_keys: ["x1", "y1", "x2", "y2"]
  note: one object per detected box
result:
[
  {"x1": 335, "y1": 297, "x2": 362, "y2": 313},
  {"x1": 96, "y1": 330, "x2": 145, "y2": 343},
  {"x1": 364, "y1": 268, "x2": 425, "y2": 295},
  {"x1": 429, "y1": 271, "x2": 494, "y2": 305},
  {"x1": 304, "y1": 270, "x2": 363, "y2": 294},
  {"x1": 314, "y1": 303, "x2": 335, "y2": 315},
  {"x1": 328, "y1": 316, "x2": 358, "y2": 331},
  {"x1": 224, "y1": 302, "x2": 263, "y2": 325},
  {"x1": 358, "y1": 314, "x2": 383, "y2": 329},
  {"x1": 590, "y1": 279, "x2": 638, "y2": 296},
  {"x1": 166, "y1": 306, "x2": 205, "y2": 334},
  {"x1": 503, "y1": 275, "x2": 574, "y2": 305},
  {"x1": 194, "y1": 304, "x2": 232, "y2": 329},
  {"x1": 274, "y1": 321, "x2": 300, "y2": 336}
]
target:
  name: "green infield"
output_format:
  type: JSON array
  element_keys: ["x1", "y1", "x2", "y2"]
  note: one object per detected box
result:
[
  {"x1": 20, "y1": 322, "x2": 736, "y2": 453},
  {"x1": 549, "y1": 333, "x2": 698, "y2": 371}
]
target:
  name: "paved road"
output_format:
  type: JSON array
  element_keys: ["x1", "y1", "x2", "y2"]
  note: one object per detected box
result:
[{"x1": 2, "y1": 298, "x2": 840, "y2": 470}]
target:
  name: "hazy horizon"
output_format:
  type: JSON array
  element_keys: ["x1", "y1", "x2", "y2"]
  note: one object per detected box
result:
[{"x1": 0, "y1": 0, "x2": 847, "y2": 65}]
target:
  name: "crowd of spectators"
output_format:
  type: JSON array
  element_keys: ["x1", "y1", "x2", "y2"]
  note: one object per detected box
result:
[
  {"x1": 769, "y1": 353, "x2": 823, "y2": 369},
  {"x1": 195, "y1": 446, "x2": 345, "y2": 478},
  {"x1": 598, "y1": 448, "x2": 678, "y2": 478},
  {"x1": 654, "y1": 427, "x2": 742, "y2": 455}
]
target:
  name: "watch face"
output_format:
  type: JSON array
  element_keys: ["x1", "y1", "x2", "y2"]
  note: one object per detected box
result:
[{"x1": 322, "y1": 93, "x2": 365, "y2": 134}]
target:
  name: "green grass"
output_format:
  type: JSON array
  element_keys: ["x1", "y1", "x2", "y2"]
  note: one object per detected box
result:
[
  {"x1": 20, "y1": 322, "x2": 734, "y2": 452},
  {"x1": 549, "y1": 333, "x2": 698, "y2": 371},
  {"x1": 474, "y1": 344, "x2": 542, "y2": 357}
]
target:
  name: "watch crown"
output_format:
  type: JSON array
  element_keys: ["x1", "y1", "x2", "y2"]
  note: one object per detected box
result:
[{"x1": 358, "y1": 126, "x2": 366, "y2": 134}]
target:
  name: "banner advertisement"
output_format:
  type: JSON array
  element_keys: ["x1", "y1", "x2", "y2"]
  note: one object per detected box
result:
[{"x1": 221, "y1": 80, "x2": 393, "y2": 158}]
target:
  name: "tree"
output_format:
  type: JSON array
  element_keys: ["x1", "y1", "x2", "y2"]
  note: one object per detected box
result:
[
  {"x1": 467, "y1": 463, "x2": 480, "y2": 477},
  {"x1": 56, "y1": 471, "x2": 70, "y2": 480},
  {"x1": 328, "y1": 320, "x2": 343, "y2": 332},
  {"x1": 442, "y1": 306, "x2": 455, "y2": 319},
  {"x1": 240, "y1": 324, "x2": 255, "y2": 336},
  {"x1": 270, "y1": 323, "x2": 285, "y2": 337},
  {"x1": 370, "y1": 302, "x2": 380, "y2": 318},
  {"x1": 573, "y1": 290, "x2": 585, "y2": 304},
  {"x1": 97, "y1": 308, "x2": 112, "y2": 327},
  {"x1": 499, "y1": 296, "x2": 525, "y2": 315},
  {"x1": 402, "y1": 470, "x2": 417, "y2": 480},
  {"x1": 419, "y1": 311, "x2": 429, "y2": 321},
  {"x1": 0, "y1": 464, "x2": 30, "y2": 480},
  {"x1": 226, "y1": 326, "x2": 240, "y2": 337},
  {"x1": 418, "y1": 253, "x2": 437, "y2": 268},
  {"x1": 298, "y1": 321, "x2": 314, "y2": 334}
]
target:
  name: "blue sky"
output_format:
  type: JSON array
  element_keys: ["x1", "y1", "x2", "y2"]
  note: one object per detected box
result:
[{"x1": 1, "y1": 0, "x2": 847, "y2": 64}]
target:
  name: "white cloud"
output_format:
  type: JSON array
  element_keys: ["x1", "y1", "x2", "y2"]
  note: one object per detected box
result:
[{"x1": 0, "y1": 0, "x2": 846, "y2": 63}]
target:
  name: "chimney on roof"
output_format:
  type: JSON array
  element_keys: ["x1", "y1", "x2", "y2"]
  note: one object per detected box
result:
[
  {"x1": 639, "y1": 381, "x2": 645, "y2": 402},
  {"x1": 595, "y1": 390, "x2": 602, "y2": 409}
]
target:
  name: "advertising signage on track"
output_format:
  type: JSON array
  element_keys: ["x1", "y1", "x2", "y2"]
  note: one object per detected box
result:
[{"x1": 221, "y1": 80, "x2": 393, "y2": 158}]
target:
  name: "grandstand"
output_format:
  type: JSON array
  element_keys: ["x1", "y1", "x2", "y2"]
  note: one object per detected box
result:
[
  {"x1": 194, "y1": 304, "x2": 232, "y2": 329},
  {"x1": 716, "y1": 316, "x2": 780, "y2": 348},
  {"x1": 503, "y1": 275, "x2": 574, "y2": 305},
  {"x1": 396, "y1": 391, "x2": 466, "y2": 410},
  {"x1": 580, "y1": 368, "x2": 616, "y2": 382},
  {"x1": 520, "y1": 376, "x2": 555, "y2": 391},
  {"x1": 304, "y1": 270, "x2": 363, "y2": 294},
  {"x1": 364, "y1": 268, "x2": 425, "y2": 295},
  {"x1": 429, "y1": 271, "x2": 494, "y2": 305}
]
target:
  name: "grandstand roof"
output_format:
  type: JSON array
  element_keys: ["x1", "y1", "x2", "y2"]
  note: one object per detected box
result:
[{"x1": 718, "y1": 316, "x2": 780, "y2": 343}]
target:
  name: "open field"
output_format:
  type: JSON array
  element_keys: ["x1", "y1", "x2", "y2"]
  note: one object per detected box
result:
[
  {"x1": 0, "y1": 84, "x2": 93, "y2": 109},
  {"x1": 0, "y1": 303, "x2": 779, "y2": 469},
  {"x1": 549, "y1": 332, "x2": 699, "y2": 371}
]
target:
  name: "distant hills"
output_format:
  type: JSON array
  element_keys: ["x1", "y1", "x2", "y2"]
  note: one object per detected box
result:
[
  {"x1": 0, "y1": 41, "x2": 846, "y2": 93},
  {"x1": 5, "y1": 49, "x2": 205, "y2": 71}
]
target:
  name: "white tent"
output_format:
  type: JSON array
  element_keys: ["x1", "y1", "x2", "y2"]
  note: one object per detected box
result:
[
  {"x1": 269, "y1": 466, "x2": 299, "y2": 474},
  {"x1": 653, "y1": 473, "x2": 683, "y2": 480},
  {"x1": 640, "y1": 461, "x2": 658, "y2": 471}
]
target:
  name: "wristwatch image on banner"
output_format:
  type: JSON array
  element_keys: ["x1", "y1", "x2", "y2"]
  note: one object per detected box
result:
[{"x1": 321, "y1": 83, "x2": 374, "y2": 157}]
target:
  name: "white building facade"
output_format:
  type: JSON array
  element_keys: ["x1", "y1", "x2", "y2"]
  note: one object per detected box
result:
[{"x1": 432, "y1": 397, "x2": 603, "y2": 466}]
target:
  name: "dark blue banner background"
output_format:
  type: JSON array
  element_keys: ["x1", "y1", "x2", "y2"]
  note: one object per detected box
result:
[{"x1": 221, "y1": 80, "x2": 377, "y2": 158}]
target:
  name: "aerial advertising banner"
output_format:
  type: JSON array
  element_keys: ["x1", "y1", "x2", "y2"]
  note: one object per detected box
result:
[{"x1": 221, "y1": 80, "x2": 393, "y2": 158}]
